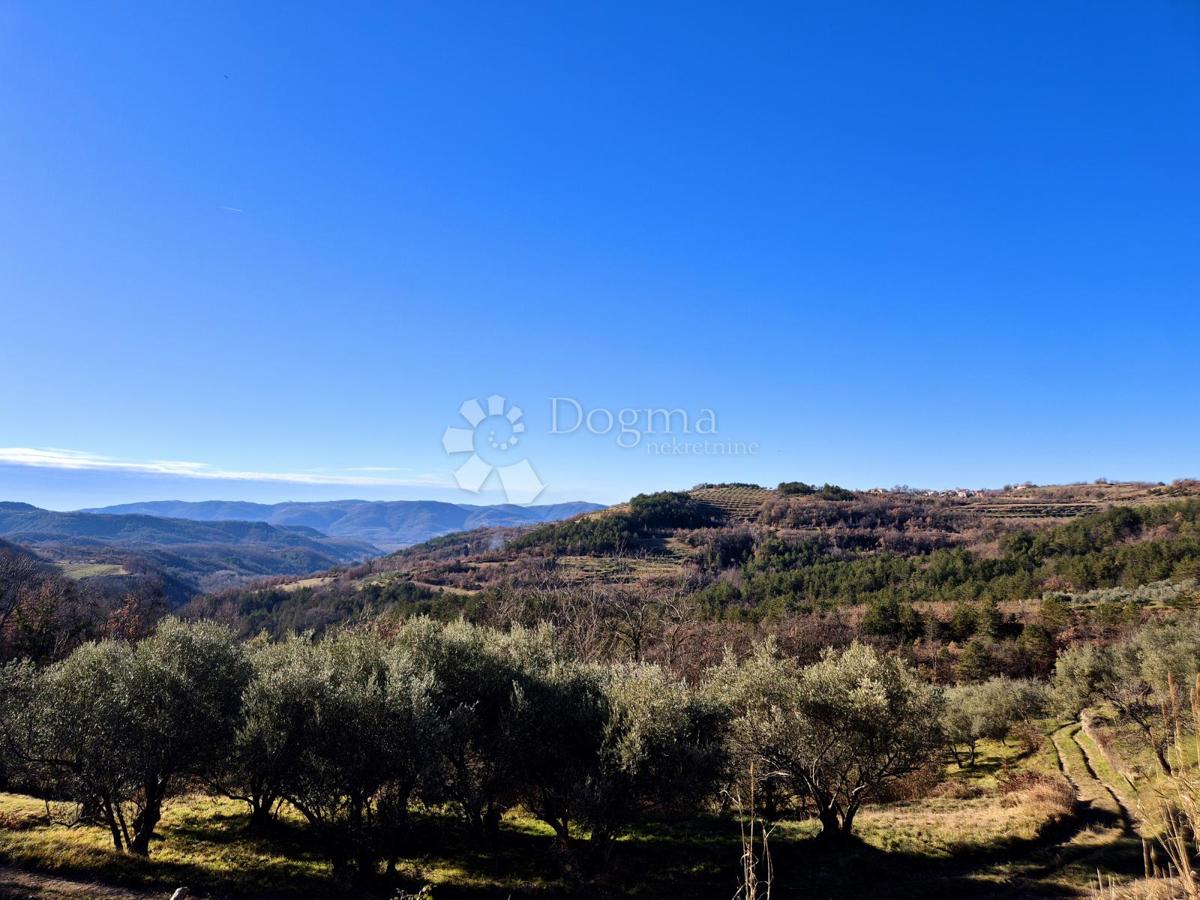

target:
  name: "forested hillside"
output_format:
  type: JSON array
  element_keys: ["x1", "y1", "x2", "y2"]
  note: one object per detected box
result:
[{"x1": 177, "y1": 481, "x2": 1200, "y2": 674}]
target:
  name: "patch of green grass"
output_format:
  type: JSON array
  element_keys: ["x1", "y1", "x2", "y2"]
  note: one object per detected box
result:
[
  {"x1": 0, "y1": 794, "x2": 334, "y2": 897},
  {"x1": 944, "y1": 732, "x2": 1040, "y2": 791}
]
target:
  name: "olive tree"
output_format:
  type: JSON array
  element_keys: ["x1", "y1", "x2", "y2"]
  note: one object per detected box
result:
[
  {"x1": 586, "y1": 663, "x2": 727, "y2": 863},
  {"x1": 216, "y1": 636, "x2": 316, "y2": 831},
  {"x1": 0, "y1": 659, "x2": 37, "y2": 788},
  {"x1": 506, "y1": 658, "x2": 607, "y2": 857},
  {"x1": 943, "y1": 678, "x2": 1048, "y2": 767},
  {"x1": 15, "y1": 619, "x2": 249, "y2": 855},
  {"x1": 705, "y1": 640, "x2": 804, "y2": 819},
  {"x1": 1053, "y1": 620, "x2": 1200, "y2": 775},
  {"x1": 710, "y1": 641, "x2": 942, "y2": 841},
  {"x1": 121, "y1": 618, "x2": 250, "y2": 854},
  {"x1": 400, "y1": 619, "x2": 535, "y2": 838},
  {"x1": 510, "y1": 658, "x2": 726, "y2": 871},
  {"x1": 278, "y1": 630, "x2": 436, "y2": 881}
]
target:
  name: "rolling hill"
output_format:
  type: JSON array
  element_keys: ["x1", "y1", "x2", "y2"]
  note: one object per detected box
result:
[
  {"x1": 83, "y1": 499, "x2": 605, "y2": 550},
  {"x1": 185, "y1": 479, "x2": 1200, "y2": 638},
  {"x1": 0, "y1": 503, "x2": 380, "y2": 600}
]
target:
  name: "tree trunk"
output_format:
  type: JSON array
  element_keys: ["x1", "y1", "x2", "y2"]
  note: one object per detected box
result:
[
  {"x1": 1153, "y1": 741, "x2": 1174, "y2": 776},
  {"x1": 246, "y1": 795, "x2": 276, "y2": 832},
  {"x1": 129, "y1": 783, "x2": 163, "y2": 857},
  {"x1": 816, "y1": 805, "x2": 842, "y2": 841},
  {"x1": 1127, "y1": 710, "x2": 1173, "y2": 776},
  {"x1": 551, "y1": 818, "x2": 573, "y2": 852},
  {"x1": 101, "y1": 799, "x2": 125, "y2": 852},
  {"x1": 129, "y1": 824, "x2": 154, "y2": 856},
  {"x1": 841, "y1": 803, "x2": 859, "y2": 836},
  {"x1": 586, "y1": 826, "x2": 616, "y2": 875},
  {"x1": 482, "y1": 805, "x2": 502, "y2": 841},
  {"x1": 114, "y1": 802, "x2": 132, "y2": 852},
  {"x1": 546, "y1": 815, "x2": 581, "y2": 873},
  {"x1": 762, "y1": 779, "x2": 780, "y2": 819}
]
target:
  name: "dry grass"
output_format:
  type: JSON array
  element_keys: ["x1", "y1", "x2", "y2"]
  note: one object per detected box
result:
[
  {"x1": 276, "y1": 576, "x2": 335, "y2": 593},
  {"x1": 1092, "y1": 875, "x2": 1191, "y2": 899},
  {"x1": 555, "y1": 554, "x2": 684, "y2": 583},
  {"x1": 56, "y1": 562, "x2": 128, "y2": 580},
  {"x1": 782, "y1": 736, "x2": 1076, "y2": 859},
  {"x1": 849, "y1": 776, "x2": 1074, "y2": 858}
]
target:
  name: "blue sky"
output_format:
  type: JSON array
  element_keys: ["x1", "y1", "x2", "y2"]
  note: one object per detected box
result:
[{"x1": 1, "y1": 1, "x2": 1198, "y2": 509}]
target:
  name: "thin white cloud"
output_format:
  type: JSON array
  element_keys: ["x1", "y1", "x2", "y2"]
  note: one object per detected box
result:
[
  {"x1": 219, "y1": 205, "x2": 243, "y2": 213},
  {"x1": 0, "y1": 447, "x2": 451, "y2": 488}
]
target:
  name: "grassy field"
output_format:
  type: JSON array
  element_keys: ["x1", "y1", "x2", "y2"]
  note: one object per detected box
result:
[
  {"x1": 276, "y1": 576, "x2": 335, "y2": 593},
  {"x1": 0, "y1": 794, "x2": 331, "y2": 897},
  {"x1": 56, "y1": 562, "x2": 128, "y2": 580},
  {"x1": 0, "y1": 732, "x2": 1114, "y2": 900}
]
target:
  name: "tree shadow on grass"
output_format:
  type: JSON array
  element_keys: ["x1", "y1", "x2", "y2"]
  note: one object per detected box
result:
[
  {"x1": 410, "y1": 832, "x2": 1048, "y2": 900},
  {"x1": 1, "y1": 801, "x2": 1148, "y2": 900},
  {"x1": 411, "y1": 804, "x2": 1146, "y2": 900}
]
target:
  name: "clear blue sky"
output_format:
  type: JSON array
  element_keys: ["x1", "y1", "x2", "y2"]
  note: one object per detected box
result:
[{"x1": 1, "y1": 1, "x2": 1198, "y2": 509}]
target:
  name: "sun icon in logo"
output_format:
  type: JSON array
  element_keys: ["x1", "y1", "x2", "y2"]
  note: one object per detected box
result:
[{"x1": 441, "y1": 395, "x2": 546, "y2": 504}]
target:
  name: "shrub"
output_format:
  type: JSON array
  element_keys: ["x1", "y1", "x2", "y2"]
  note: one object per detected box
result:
[{"x1": 861, "y1": 596, "x2": 923, "y2": 641}]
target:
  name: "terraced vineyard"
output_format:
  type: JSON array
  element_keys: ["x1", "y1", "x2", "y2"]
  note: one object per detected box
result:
[
  {"x1": 967, "y1": 502, "x2": 1104, "y2": 519},
  {"x1": 966, "y1": 481, "x2": 1200, "y2": 520},
  {"x1": 689, "y1": 485, "x2": 772, "y2": 521},
  {"x1": 558, "y1": 554, "x2": 685, "y2": 584}
]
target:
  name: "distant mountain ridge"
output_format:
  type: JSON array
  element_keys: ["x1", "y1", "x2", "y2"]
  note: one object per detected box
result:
[
  {"x1": 0, "y1": 502, "x2": 381, "y2": 600},
  {"x1": 0, "y1": 503, "x2": 365, "y2": 551},
  {"x1": 82, "y1": 499, "x2": 606, "y2": 550}
]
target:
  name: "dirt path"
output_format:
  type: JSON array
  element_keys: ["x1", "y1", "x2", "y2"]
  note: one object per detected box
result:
[
  {"x1": 1052, "y1": 723, "x2": 1129, "y2": 827},
  {"x1": 1026, "y1": 722, "x2": 1145, "y2": 891},
  {"x1": 1075, "y1": 718, "x2": 1141, "y2": 833},
  {"x1": 0, "y1": 865, "x2": 169, "y2": 899}
]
